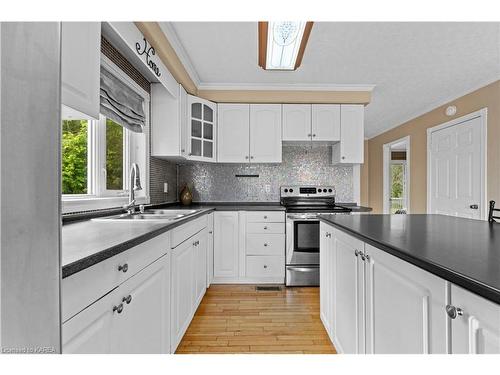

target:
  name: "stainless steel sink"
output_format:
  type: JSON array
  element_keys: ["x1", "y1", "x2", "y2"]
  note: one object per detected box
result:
[{"x1": 92, "y1": 209, "x2": 202, "y2": 222}]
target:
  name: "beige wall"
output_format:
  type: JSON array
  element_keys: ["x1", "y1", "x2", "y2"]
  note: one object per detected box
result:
[{"x1": 364, "y1": 80, "x2": 500, "y2": 213}]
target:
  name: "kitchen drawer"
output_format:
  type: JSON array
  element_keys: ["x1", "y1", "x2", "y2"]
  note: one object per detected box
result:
[
  {"x1": 246, "y1": 222, "x2": 284, "y2": 234},
  {"x1": 246, "y1": 211, "x2": 284, "y2": 223},
  {"x1": 171, "y1": 215, "x2": 208, "y2": 248},
  {"x1": 62, "y1": 231, "x2": 170, "y2": 323},
  {"x1": 246, "y1": 234, "x2": 285, "y2": 256},
  {"x1": 246, "y1": 256, "x2": 285, "y2": 278}
]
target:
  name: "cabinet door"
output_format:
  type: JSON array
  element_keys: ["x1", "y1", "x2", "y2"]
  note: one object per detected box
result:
[
  {"x1": 188, "y1": 95, "x2": 217, "y2": 162},
  {"x1": 213, "y1": 211, "x2": 239, "y2": 278},
  {"x1": 61, "y1": 22, "x2": 101, "y2": 120},
  {"x1": 364, "y1": 244, "x2": 447, "y2": 354},
  {"x1": 332, "y1": 229, "x2": 365, "y2": 354},
  {"x1": 217, "y1": 104, "x2": 250, "y2": 162},
  {"x1": 250, "y1": 104, "x2": 282, "y2": 163},
  {"x1": 450, "y1": 285, "x2": 500, "y2": 353},
  {"x1": 207, "y1": 213, "x2": 214, "y2": 286},
  {"x1": 333, "y1": 105, "x2": 364, "y2": 164},
  {"x1": 111, "y1": 254, "x2": 171, "y2": 354},
  {"x1": 282, "y1": 104, "x2": 311, "y2": 141},
  {"x1": 171, "y1": 239, "x2": 195, "y2": 351},
  {"x1": 62, "y1": 288, "x2": 116, "y2": 353},
  {"x1": 319, "y1": 223, "x2": 332, "y2": 336},
  {"x1": 194, "y1": 230, "x2": 208, "y2": 307},
  {"x1": 312, "y1": 104, "x2": 340, "y2": 141}
]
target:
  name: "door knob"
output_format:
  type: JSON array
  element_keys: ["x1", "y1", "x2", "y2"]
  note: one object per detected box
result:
[
  {"x1": 470, "y1": 204, "x2": 479, "y2": 210},
  {"x1": 446, "y1": 304, "x2": 463, "y2": 319}
]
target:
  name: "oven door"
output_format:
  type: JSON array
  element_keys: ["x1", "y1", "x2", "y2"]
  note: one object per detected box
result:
[{"x1": 286, "y1": 215, "x2": 320, "y2": 266}]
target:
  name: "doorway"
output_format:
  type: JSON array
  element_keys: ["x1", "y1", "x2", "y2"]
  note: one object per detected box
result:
[
  {"x1": 383, "y1": 136, "x2": 410, "y2": 214},
  {"x1": 427, "y1": 109, "x2": 487, "y2": 219}
]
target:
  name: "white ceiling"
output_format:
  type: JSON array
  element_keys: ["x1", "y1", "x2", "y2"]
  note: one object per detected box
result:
[{"x1": 163, "y1": 22, "x2": 500, "y2": 138}]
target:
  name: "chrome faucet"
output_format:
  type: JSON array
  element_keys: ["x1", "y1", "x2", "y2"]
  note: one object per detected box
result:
[{"x1": 124, "y1": 163, "x2": 142, "y2": 214}]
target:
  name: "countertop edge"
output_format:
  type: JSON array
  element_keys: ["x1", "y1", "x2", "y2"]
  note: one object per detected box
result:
[
  {"x1": 62, "y1": 208, "x2": 215, "y2": 279},
  {"x1": 318, "y1": 216, "x2": 500, "y2": 305}
]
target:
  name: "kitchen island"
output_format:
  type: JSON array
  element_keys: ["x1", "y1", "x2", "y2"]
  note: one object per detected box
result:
[{"x1": 318, "y1": 213, "x2": 500, "y2": 354}]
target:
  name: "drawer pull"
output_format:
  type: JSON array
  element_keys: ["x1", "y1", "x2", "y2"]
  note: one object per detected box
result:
[
  {"x1": 264, "y1": 226, "x2": 268, "y2": 230},
  {"x1": 263, "y1": 265, "x2": 268, "y2": 269},
  {"x1": 118, "y1": 263, "x2": 128, "y2": 273},
  {"x1": 264, "y1": 243, "x2": 268, "y2": 247},
  {"x1": 113, "y1": 304, "x2": 124, "y2": 314},
  {"x1": 122, "y1": 295, "x2": 132, "y2": 304},
  {"x1": 264, "y1": 215, "x2": 268, "y2": 219}
]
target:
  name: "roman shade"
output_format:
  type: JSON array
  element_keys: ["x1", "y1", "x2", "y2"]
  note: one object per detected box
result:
[{"x1": 100, "y1": 67, "x2": 145, "y2": 133}]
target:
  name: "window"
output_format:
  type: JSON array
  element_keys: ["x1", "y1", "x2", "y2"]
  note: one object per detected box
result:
[
  {"x1": 62, "y1": 58, "x2": 150, "y2": 213},
  {"x1": 390, "y1": 161, "x2": 407, "y2": 214},
  {"x1": 62, "y1": 120, "x2": 89, "y2": 195}
]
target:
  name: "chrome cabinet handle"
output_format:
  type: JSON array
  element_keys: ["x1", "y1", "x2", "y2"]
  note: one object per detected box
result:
[
  {"x1": 365, "y1": 254, "x2": 370, "y2": 261},
  {"x1": 181, "y1": 149, "x2": 185, "y2": 153},
  {"x1": 245, "y1": 156, "x2": 249, "y2": 159},
  {"x1": 312, "y1": 134, "x2": 316, "y2": 137},
  {"x1": 264, "y1": 226, "x2": 268, "y2": 230},
  {"x1": 113, "y1": 304, "x2": 124, "y2": 314},
  {"x1": 264, "y1": 243, "x2": 268, "y2": 247},
  {"x1": 470, "y1": 204, "x2": 479, "y2": 209},
  {"x1": 446, "y1": 305, "x2": 463, "y2": 319},
  {"x1": 264, "y1": 215, "x2": 268, "y2": 219},
  {"x1": 307, "y1": 133, "x2": 312, "y2": 137},
  {"x1": 354, "y1": 249, "x2": 359, "y2": 257},
  {"x1": 122, "y1": 295, "x2": 132, "y2": 304},
  {"x1": 118, "y1": 263, "x2": 128, "y2": 273},
  {"x1": 360, "y1": 253, "x2": 366, "y2": 261},
  {"x1": 263, "y1": 265, "x2": 268, "y2": 269},
  {"x1": 208, "y1": 231, "x2": 213, "y2": 234},
  {"x1": 342, "y1": 156, "x2": 346, "y2": 160}
]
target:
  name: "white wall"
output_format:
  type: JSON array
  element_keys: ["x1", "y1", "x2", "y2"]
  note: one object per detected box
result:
[{"x1": 1, "y1": 22, "x2": 61, "y2": 353}]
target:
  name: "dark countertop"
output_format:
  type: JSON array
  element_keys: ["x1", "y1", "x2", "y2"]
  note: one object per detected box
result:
[
  {"x1": 162, "y1": 202, "x2": 286, "y2": 211},
  {"x1": 62, "y1": 209, "x2": 214, "y2": 279},
  {"x1": 318, "y1": 214, "x2": 500, "y2": 304}
]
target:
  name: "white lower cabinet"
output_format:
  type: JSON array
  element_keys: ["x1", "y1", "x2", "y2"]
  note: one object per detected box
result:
[
  {"x1": 213, "y1": 211, "x2": 240, "y2": 279},
  {"x1": 331, "y1": 227, "x2": 365, "y2": 354},
  {"x1": 171, "y1": 228, "x2": 207, "y2": 352},
  {"x1": 320, "y1": 222, "x2": 500, "y2": 354},
  {"x1": 450, "y1": 284, "x2": 500, "y2": 353},
  {"x1": 213, "y1": 211, "x2": 285, "y2": 283},
  {"x1": 364, "y1": 244, "x2": 446, "y2": 354},
  {"x1": 207, "y1": 212, "x2": 214, "y2": 286},
  {"x1": 62, "y1": 254, "x2": 170, "y2": 354}
]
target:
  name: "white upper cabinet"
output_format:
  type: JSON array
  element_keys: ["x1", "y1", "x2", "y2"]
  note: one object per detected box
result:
[
  {"x1": 152, "y1": 84, "x2": 189, "y2": 159},
  {"x1": 332, "y1": 104, "x2": 365, "y2": 164},
  {"x1": 152, "y1": 87, "x2": 216, "y2": 162},
  {"x1": 188, "y1": 95, "x2": 217, "y2": 162},
  {"x1": 312, "y1": 104, "x2": 341, "y2": 141},
  {"x1": 282, "y1": 104, "x2": 312, "y2": 141},
  {"x1": 250, "y1": 104, "x2": 282, "y2": 163},
  {"x1": 218, "y1": 104, "x2": 282, "y2": 163},
  {"x1": 61, "y1": 22, "x2": 101, "y2": 120},
  {"x1": 217, "y1": 104, "x2": 250, "y2": 163}
]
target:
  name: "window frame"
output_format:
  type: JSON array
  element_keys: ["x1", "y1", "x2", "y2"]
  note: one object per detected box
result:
[{"x1": 62, "y1": 55, "x2": 150, "y2": 213}]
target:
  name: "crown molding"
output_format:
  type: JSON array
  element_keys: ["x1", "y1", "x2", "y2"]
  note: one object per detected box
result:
[
  {"x1": 157, "y1": 22, "x2": 201, "y2": 87},
  {"x1": 196, "y1": 82, "x2": 376, "y2": 92}
]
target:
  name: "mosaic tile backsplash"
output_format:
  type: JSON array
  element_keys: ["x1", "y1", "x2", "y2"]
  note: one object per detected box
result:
[
  {"x1": 177, "y1": 145, "x2": 354, "y2": 203},
  {"x1": 150, "y1": 157, "x2": 177, "y2": 204}
]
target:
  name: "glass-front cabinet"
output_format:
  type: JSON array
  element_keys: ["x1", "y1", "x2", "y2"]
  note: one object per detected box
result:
[{"x1": 187, "y1": 95, "x2": 217, "y2": 162}]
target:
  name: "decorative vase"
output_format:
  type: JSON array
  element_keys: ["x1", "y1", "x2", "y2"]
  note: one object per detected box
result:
[{"x1": 180, "y1": 185, "x2": 193, "y2": 206}]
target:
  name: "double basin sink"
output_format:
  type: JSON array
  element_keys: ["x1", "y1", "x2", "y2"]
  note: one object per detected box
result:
[{"x1": 93, "y1": 209, "x2": 202, "y2": 222}]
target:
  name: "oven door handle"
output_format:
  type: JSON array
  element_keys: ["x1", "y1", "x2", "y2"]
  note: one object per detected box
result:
[{"x1": 287, "y1": 266, "x2": 319, "y2": 272}]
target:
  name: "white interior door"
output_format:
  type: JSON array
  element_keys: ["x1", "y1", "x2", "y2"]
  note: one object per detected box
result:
[{"x1": 428, "y1": 115, "x2": 484, "y2": 219}]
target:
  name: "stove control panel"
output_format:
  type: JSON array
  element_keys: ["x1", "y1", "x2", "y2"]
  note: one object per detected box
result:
[{"x1": 280, "y1": 185, "x2": 336, "y2": 197}]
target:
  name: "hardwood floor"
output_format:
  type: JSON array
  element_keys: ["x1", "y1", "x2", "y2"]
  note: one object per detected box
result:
[{"x1": 175, "y1": 285, "x2": 336, "y2": 354}]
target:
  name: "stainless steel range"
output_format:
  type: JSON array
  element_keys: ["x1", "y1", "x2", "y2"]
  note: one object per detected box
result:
[{"x1": 280, "y1": 185, "x2": 352, "y2": 286}]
